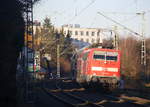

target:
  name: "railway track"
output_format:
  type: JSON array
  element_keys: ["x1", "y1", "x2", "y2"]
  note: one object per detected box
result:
[
  {"x1": 41, "y1": 79, "x2": 150, "y2": 107},
  {"x1": 68, "y1": 89, "x2": 150, "y2": 107},
  {"x1": 41, "y1": 80, "x2": 104, "y2": 107},
  {"x1": 58, "y1": 79, "x2": 150, "y2": 107},
  {"x1": 43, "y1": 88, "x2": 104, "y2": 107},
  {"x1": 104, "y1": 94, "x2": 150, "y2": 107}
]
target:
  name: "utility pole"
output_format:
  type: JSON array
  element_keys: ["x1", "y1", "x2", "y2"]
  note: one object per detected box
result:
[
  {"x1": 137, "y1": 12, "x2": 147, "y2": 80},
  {"x1": 24, "y1": 0, "x2": 35, "y2": 103},
  {"x1": 137, "y1": 12, "x2": 146, "y2": 66},
  {"x1": 56, "y1": 33, "x2": 60, "y2": 78},
  {"x1": 57, "y1": 44, "x2": 60, "y2": 78},
  {"x1": 113, "y1": 26, "x2": 119, "y2": 50}
]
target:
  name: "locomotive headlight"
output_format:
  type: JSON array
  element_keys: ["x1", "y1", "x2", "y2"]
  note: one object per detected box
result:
[
  {"x1": 113, "y1": 74, "x2": 116, "y2": 76},
  {"x1": 91, "y1": 67, "x2": 103, "y2": 71},
  {"x1": 107, "y1": 68, "x2": 118, "y2": 72}
]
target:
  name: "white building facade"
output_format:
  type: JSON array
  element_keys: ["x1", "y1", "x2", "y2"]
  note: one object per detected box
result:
[
  {"x1": 60, "y1": 26, "x2": 108, "y2": 44},
  {"x1": 33, "y1": 22, "x2": 114, "y2": 45}
]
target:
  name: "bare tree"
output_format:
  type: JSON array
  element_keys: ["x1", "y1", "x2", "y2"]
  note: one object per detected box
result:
[{"x1": 119, "y1": 37, "x2": 141, "y2": 79}]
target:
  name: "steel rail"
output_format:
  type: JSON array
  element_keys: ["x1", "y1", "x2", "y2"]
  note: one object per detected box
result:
[
  {"x1": 104, "y1": 94, "x2": 150, "y2": 107},
  {"x1": 55, "y1": 80, "x2": 104, "y2": 107},
  {"x1": 42, "y1": 87, "x2": 75, "y2": 107},
  {"x1": 43, "y1": 87, "x2": 105, "y2": 107},
  {"x1": 61, "y1": 90, "x2": 104, "y2": 107},
  {"x1": 56, "y1": 79, "x2": 150, "y2": 107}
]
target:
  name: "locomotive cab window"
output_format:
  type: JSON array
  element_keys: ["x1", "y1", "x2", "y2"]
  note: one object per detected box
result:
[
  {"x1": 106, "y1": 52, "x2": 118, "y2": 61},
  {"x1": 93, "y1": 51, "x2": 105, "y2": 60},
  {"x1": 106, "y1": 56, "x2": 117, "y2": 61},
  {"x1": 93, "y1": 51, "x2": 118, "y2": 61}
]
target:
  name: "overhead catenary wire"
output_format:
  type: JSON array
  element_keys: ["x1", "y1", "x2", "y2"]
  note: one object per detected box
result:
[
  {"x1": 98, "y1": 11, "x2": 147, "y2": 69},
  {"x1": 97, "y1": 12, "x2": 142, "y2": 37},
  {"x1": 67, "y1": 0, "x2": 96, "y2": 24}
]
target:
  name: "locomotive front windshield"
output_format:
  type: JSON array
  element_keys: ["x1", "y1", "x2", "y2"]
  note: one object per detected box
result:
[{"x1": 93, "y1": 51, "x2": 118, "y2": 61}]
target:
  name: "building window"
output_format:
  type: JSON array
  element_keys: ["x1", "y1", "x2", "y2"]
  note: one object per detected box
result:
[
  {"x1": 86, "y1": 38, "x2": 89, "y2": 43},
  {"x1": 91, "y1": 38, "x2": 95, "y2": 43},
  {"x1": 97, "y1": 32, "x2": 100, "y2": 36},
  {"x1": 86, "y1": 31, "x2": 89, "y2": 36},
  {"x1": 81, "y1": 38, "x2": 83, "y2": 42},
  {"x1": 69, "y1": 31, "x2": 72, "y2": 35},
  {"x1": 75, "y1": 31, "x2": 78, "y2": 35},
  {"x1": 92, "y1": 32, "x2": 95, "y2": 36},
  {"x1": 96, "y1": 38, "x2": 100, "y2": 43},
  {"x1": 64, "y1": 31, "x2": 66, "y2": 35},
  {"x1": 80, "y1": 31, "x2": 84, "y2": 36}
]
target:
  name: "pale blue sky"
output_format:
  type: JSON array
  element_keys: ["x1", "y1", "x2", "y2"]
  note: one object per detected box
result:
[{"x1": 33, "y1": 0, "x2": 150, "y2": 37}]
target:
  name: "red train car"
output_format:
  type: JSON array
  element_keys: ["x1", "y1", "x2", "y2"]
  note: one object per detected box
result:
[{"x1": 75, "y1": 48, "x2": 121, "y2": 90}]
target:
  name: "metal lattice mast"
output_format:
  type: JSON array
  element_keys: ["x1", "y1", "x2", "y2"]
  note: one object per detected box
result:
[
  {"x1": 139, "y1": 12, "x2": 147, "y2": 80},
  {"x1": 56, "y1": 33, "x2": 60, "y2": 78},
  {"x1": 113, "y1": 26, "x2": 119, "y2": 50},
  {"x1": 24, "y1": 0, "x2": 35, "y2": 103},
  {"x1": 139, "y1": 12, "x2": 146, "y2": 66},
  {"x1": 141, "y1": 39, "x2": 146, "y2": 65}
]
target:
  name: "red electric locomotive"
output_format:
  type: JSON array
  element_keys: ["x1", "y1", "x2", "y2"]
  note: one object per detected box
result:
[{"x1": 75, "y1": 47, "x2": 121, "y2": 90}]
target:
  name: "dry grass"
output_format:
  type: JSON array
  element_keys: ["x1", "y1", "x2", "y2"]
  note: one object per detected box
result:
[
  {"x1": 145, "y1": 83, "x2": 150, "y2": 88},
  {"x1": 120, "y1": 94, "x2": 150, "y2": 105}
]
